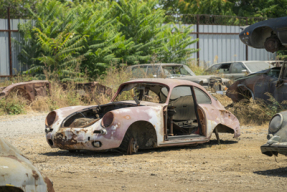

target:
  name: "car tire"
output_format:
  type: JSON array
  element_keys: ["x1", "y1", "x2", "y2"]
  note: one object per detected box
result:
[{"x1": 118, "y1": 129, "x2": 139, "y2": 155}]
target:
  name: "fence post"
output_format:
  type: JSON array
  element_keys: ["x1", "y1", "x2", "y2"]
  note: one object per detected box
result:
[
  {"x1": 245, "y1": 18, "x2": 248, "y2": 61},
  {"x1": 7, "y1": 7, "x2": 13, "y2": 78},
  {"x1": 196, "y1": 15, "x2": 199, "y2": 66}
]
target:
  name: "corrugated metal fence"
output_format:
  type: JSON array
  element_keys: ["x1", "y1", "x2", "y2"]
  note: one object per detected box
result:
[
  {"x1": 186, "y1": 24, "x2": 276, "y2": 67},
  {"x1": 0, "y1": 16, "x2": 29, "y2": 78},
  {"x1": 0, "y1": 13, "x2": 277, "y2": 78}
]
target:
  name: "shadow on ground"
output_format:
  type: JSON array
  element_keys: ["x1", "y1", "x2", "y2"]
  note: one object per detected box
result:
[
  {"x1": 40, "y1": 139, "x2": 238, "y2": 158},
  {"x1": 254, "y1": 167, "x2": 287, "y2": 177}
]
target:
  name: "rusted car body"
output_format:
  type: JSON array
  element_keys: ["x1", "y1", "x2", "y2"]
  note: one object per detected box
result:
[
  {"x1": 0, "y1": 137, "x2": 54, "y2": 192},
  {"x1": 226, "y1": 66, "x2": 286, "y2": 103},
  {"x1": 261, "y1": 111, "x2": 287, "y2": 157},
  {"x1": 0, "y1": 80, "x2": 51, "y2": 101},
  {"x1": 45, "y1": 78, "x2": 240, "y2": 154},
  {"x1": 240, "y1": 16, "x2": 287, "y2": 53},
  {"x1": 61, "y1": 81, "x2": 112, "y2": 100},
  {"x1": 0, "y1": 80, "x2": 112, "y2": 102}
]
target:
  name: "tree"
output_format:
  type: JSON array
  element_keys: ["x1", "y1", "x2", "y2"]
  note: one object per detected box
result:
[
  {"x1": 18, "y1": 0, "x2": 198, "y2": 80},
  {"x1": 160, "y1": 0, "x2": 287, "y2": 18}
]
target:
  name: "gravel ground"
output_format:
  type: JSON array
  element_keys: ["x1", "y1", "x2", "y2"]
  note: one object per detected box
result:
[{"x1": 1, "y1": 114, "x2": 287, "y2": 192}]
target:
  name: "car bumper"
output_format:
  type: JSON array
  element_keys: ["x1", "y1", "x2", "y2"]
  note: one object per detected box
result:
[
  {"x1": 46, "y1": 127, "x2": 122, "y2": 151},
  {"x1": 261, "y1": 143, "x2": 287, "y2": 156}
]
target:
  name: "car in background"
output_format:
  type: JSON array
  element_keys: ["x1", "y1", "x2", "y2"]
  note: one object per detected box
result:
[
  {"x1": 128, "y1": 63, "x2": 230, "y2": 91},
  {"x1": 0, "y1": 137, "x2": 54, "y2": 192},
  {"x1": 205, "y1": 61, "x2": 273, "y2": 80},
  {"x1": 226, "y1": 65, "x2": 283, "y2": 103},
  {"x1": 45, "y1": 78, "x2": 240, "y2": 155}
]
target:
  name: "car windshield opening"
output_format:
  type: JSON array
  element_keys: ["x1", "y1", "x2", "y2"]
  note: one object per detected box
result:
[
  {"x1": 162, "y1": 65, "x2": 195, "y2": 77},
  {"x1": 245, "y1": 62, "x2": 272, "y2": 73},
  {"x1": 114, "y1": 83, "x2": 169, "y2": 103}
]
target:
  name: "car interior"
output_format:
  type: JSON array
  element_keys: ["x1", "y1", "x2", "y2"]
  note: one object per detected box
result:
[{"x1": 167, "y1": 86, "x2": 201, "y2": 137}]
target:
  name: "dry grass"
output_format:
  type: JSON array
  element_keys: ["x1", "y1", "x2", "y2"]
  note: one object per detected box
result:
[
  {"x1": 213, "y1": 93, "x2": 286, "y2": 125},
  {"x1": 185, "y1": 60, "x2": 207, "y2": 75},
  {"x1": 1, "y1": 65, "x2": 286, "y2": 128}
]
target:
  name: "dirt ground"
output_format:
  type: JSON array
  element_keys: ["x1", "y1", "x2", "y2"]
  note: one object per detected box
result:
[{"x1": 2, "y1": 114, "x2": 287, "y2": 192}]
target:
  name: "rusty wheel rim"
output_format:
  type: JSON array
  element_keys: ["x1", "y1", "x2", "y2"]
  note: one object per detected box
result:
[{"x1": 127, "y1": 138, "x2": 139, "y2": 155}]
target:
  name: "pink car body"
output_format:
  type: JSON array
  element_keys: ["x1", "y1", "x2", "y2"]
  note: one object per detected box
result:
[{"x1": 45, "y1": 79, "x2": 240, "y2": 154}]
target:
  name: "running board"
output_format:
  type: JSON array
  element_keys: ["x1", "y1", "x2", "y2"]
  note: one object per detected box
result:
[{"x1": 159, "y1": 135, "x2": 208, "y2": 146}]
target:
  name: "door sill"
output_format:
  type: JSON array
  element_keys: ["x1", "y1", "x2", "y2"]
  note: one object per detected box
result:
[{"x1": 159, "y1": 134, "x2": 208, "y2": 145}]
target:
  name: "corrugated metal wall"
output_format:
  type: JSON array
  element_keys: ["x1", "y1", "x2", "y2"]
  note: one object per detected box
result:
[
  {"x1": 186, "y1": 24, "x2": 276, "y2": 67},
  {"x1": 0, "y1": 20, "x2": 277, "y2": 77},
  {"x1": 0, "y1": 19, "x2": 29, "y2": 78}
]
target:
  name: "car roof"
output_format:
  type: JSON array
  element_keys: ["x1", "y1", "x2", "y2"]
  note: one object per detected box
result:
[
  {"x1": 124, "y1": 78, "x2": 200, "y2": 88},
  {"x1": 128, "y1": 63, "x2": 184, "y2": 67},
  {"x1": 209, "y1": 60, "x2": 271, "y2": 67}
]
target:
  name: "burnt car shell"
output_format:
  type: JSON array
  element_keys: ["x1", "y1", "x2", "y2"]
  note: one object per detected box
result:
[
  {"x1": 226, "y1": 66, "x2": 282, "y2": 103},
  {"x1": 0, "y1": 137, "x2": 54, "y2": 192},
  {"x1": 261, "y1": 111, "x2": 287, "y2": 156},
  {"x1": 0, "y1": 80, "x2": 50, "y2": 101},
  {"x1": 45, "y1": 79, "x2": 240, "y2": 154}
]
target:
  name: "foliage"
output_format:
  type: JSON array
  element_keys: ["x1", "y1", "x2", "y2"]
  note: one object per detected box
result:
[
  {"x1": 17, "y1": 0, "x2": 198, "y2": 80},
  {"x1": 0, "y1": 0, "x2": 37, "y2": 18},
  {"x1": 160, "y1": 0, "x2": 287, "y2": 18}
]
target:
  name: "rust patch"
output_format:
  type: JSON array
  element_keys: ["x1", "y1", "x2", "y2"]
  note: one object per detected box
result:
[
  {"x1": 32, "y1": 170, "x2": 39, "y2": 181},
  {"x1": 54, "y1": 132, "x2": 78, "y2": 148},
  {"x1": 44, "y1": 177, "x2": 55, "y2": 192}
]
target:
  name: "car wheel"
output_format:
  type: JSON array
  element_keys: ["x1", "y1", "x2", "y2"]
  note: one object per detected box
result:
[{"x1": 119, "y1": 129, "x2": 139, "y2": 155}]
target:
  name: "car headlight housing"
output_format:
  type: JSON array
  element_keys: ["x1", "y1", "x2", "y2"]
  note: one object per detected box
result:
[
  {"x1": 101, "y1": 112, "x2": 114, "y2": 128},
  {"x1": 269, "y1": 113, "x2": 283, "y2": 134},
  {"x1": 46, "y1": 111, "x2": 57, "y2": 127}
]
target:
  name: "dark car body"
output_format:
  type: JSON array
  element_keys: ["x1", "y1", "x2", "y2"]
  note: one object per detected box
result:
[
  {"x1": 240, "y1": 16, "x2": 287, "y2": 53},
  {"x1": 226, "y1": 66, "x2": 285, "y2": 103}
]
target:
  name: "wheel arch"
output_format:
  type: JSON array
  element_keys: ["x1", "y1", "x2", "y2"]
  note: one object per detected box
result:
[
  {"x1": 251, "y1": 26, "x2": 274, "y2": 48},
  {"x1": 121, "y1": 120, "x2": 158, "y2": 149},
  {"x1": 213, "y1": 124, "x2": 234, "y2": 134}
]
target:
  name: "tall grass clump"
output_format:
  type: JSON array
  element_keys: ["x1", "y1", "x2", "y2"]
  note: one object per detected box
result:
[
  {"x1": 0, "y1": 95, "x2": 27, "y2": 115},
  {"x1": 214, "y1": 92, "x2": 287, "y2": 125},
  {"x1": 186, "y1": 60, "x2": 206, "y2": 75}
]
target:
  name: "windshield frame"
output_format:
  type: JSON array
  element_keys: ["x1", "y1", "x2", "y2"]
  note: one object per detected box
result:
[
  {"x1": 162, "y1": 65, "x2": 195, "y2": 77},
  {"x1": 111, "y1": 82, "x2": 170, "y2": 104}
]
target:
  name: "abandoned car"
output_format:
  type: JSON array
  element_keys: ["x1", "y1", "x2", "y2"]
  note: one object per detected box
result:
[
  {"x1": 0, "y1": 80, "x2": 51, "y2": 101},
  {"x1": 0, "y1": 137, "x2": 54, "y2": 192},
  {"x1": 127, "y1": 63, "x2": 230, "y2": 91},
  {"x1": 45, "y1": 79, "x2": 240, "y2": 154},
  {"x1": 205, "y1": 61, "x2": 273, "y2": 80},
  {"x1": 226, "y1": 62, "x2": 287, "y2": 103},
  {"x1": 239, "y1": 16, "x2": 287, "y2": 53},
  {"x1": 0, "y1": 80, "x2": 111, "y2": 102},
  {"x1": 261, "y1": 111, "x2": 287, "y2": 157}
]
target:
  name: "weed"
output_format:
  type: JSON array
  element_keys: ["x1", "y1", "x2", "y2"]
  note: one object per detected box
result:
[{"x1": 0, "y1": 94, "x2": 26, "y2": 115}]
